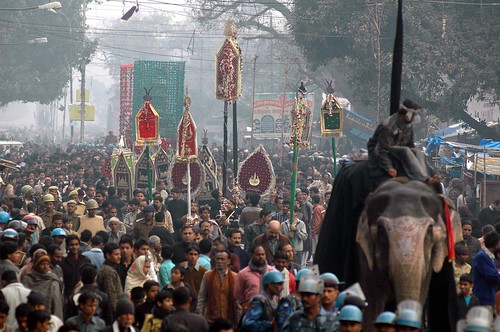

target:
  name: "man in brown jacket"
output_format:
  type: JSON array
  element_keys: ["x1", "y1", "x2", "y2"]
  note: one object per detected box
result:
[
  {"x1": 132, "y1": 205, "x2": 155, "y2": 242},
  {"x1": 252, "y1": 220, "x2": 291, "y2": 265},
  {"x1": 197, "y1": 250, "x2": 240, "y2": 326}
]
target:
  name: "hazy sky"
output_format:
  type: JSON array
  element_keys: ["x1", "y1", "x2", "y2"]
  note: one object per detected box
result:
[{"x1": 85, "y1": 0, "x2": 189, "y2": 88}]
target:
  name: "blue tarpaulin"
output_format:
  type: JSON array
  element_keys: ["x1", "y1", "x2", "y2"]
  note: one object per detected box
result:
[{"x1": 425, "y1": 135, "x2": 500, "y2": 175}]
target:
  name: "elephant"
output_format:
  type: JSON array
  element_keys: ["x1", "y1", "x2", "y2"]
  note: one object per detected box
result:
[{"x1": 356, "y1": 179, "x2": 463, "y2": 331}]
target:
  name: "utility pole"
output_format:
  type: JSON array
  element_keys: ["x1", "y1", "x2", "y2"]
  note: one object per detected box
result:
[
  {"x1": 63, "y1": 84, "x2": 67, "y2": 142},
  {"x1": 80, "y1": 0, "x2": 86, "y2": 143},
  {"x1": 250, "y1": 55, "x2": 258, "y2": 147}
]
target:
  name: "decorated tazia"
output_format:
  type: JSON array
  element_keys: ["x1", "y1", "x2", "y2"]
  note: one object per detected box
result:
[
  {"x1": 215, "y1": 19, "x2": 242, "y2": 102},
  {"x1": 168, "y1": 162, "x2": 203, "y2": 195},
  {"x1": 154, "y1": 146, "x2": 171, "y2": 183},
  {"x1": 135, "y1": 149, "x2": 156, "y2": 190},
  {"x1": 135, "y1": 88, "x2": 160, "y2": 146},
  {"x1": 289, "y1": 82, "x2": 313, "y2": 148},
  {"x1": 237, "y1": 145, "x2": 275, "y2": 195},
  {"x1": 176, "y1": 87, "x2": 198, "y2": 162},
  {"x1": 200, "y1": 144, "x2": 218, "y2": 189},
  {"x1": 320, "y1": 80, "x2": 343, "y2": 138},
  {"x1": 169, "y1": 86, "x2": 204, "y2": 197},
  {"x1": 113, "y1": 153, "x2": 132, "y2": 201}
]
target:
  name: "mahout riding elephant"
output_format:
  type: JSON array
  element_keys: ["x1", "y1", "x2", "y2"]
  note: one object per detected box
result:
[
  {"x1": 357, "y1": 179, "x2": 462, "y2": 331},
  {"x1": 315, "y1": 161, "x2": 462, "y2": 332}
]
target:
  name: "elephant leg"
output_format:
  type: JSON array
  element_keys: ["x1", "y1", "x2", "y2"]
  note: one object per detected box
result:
[
  {"x1": 359, "y1": 253, "x2": 391, "y2": 332},
  {"x1": 427, "y1": 259, "x2": 458, "y2": 332}
]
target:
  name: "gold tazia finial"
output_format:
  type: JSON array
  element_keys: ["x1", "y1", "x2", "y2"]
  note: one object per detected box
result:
[
  {"x1": 183, "y1": 86, "x2": 191, "y2": 108},
  {"x1": 224, "y1": 19, "x2": 237, "y2": 38}
]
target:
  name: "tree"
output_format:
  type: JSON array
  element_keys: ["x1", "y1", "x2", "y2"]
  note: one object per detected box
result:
[
  {"x1": 189, "y1": 0, "x2": 499, "y2": 139},
  {"x1": 0, "y1": 0, "x2": 97, "y2": 106}
]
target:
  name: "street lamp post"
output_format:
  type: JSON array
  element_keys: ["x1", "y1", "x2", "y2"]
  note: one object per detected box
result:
[
  {"x1": 79, "y1": 1, "x2": 87, "y2": 143},
  {"x1": 0, "y1": 2, "x2": 61, "y2": 11}
]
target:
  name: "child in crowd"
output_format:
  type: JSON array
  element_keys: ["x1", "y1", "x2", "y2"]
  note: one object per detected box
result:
[
  {"x1": 131, "y1": 287, "x2": 146, "y2": 307},
  {"x1": 166, "y1": 265, "x2": 196, "y2": 312},
  {"x1": 159, "y1": 245, "x2": 175, "y2": 290},
  {"x1": 140, "y1": 290, "x2": 174, "y2": 332},
  {"x1": 453, "y1": 244, "x2": 471, "y2": 293},
  {"x1": 457, "y1": 273, "x2": 480, "y2": 319}
]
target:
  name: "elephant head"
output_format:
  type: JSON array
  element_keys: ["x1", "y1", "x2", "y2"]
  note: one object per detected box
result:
[{"x1": 356, "y1": 179, "x2": 462, "y2": 304}]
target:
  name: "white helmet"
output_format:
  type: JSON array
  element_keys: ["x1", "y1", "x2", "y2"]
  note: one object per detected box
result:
[
  {"x1": 298, "y1": 276, "x2": 324, "y2": 295},
  {"x1": 466, "y1": 306, "x2": 492, "y2": 332}
]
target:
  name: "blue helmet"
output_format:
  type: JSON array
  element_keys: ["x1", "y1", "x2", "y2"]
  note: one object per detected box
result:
[
  {"x1": 338, "y1": 305, "x2": 363, "y2": 323},
  {"x1": 263, "y1": 270, "x2": 284, "y2": 286},
  {"x1": 319, "y1": 272, "x2": 340, "y2": 285},
  {"x1": 375, "y1": 311, "x2": 396, "y2": 325},
  {"x1": 0, "y1": 211, "x2": 11, "y2": 224},
  {"x1": 51, "y1": 228, "x2": 67, "y2": 237},
  {"x1": 335, "y1": 291, "x2": 350, "y2": 309},
  {"x1": 296, "y1": 269, "x2": 313, "y2": 282},
  {"x1": 396, "y1": 309, "x2": 422, "y2": 329},
  {"x1": 2, "y1": 229, "x2": 18, "y2": 240}
]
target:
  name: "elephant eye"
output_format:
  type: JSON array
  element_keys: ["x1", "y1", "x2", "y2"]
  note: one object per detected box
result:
[{"x1": 420, "y1": 196, "x2": 439, "y2": 218}]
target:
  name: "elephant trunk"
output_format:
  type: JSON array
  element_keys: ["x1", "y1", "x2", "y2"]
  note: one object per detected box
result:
[{"x1": 382, "y1": 216, "x2": 435, "y2": 304}]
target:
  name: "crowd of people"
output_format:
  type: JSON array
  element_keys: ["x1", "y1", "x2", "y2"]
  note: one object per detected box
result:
[{"x1": 0, "y1": 132, "x2": 498, "y2": 332}]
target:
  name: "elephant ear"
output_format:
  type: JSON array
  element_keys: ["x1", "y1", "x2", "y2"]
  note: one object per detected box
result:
[
  {"x1": 431, "y1": 195, "x2": 464, "y2": 273},
  {"x1": 431, "y1": 214, "x2": 447, "y2": 273},
  {"x1": 357, "y1": 207, "x2": 375, "y2": 271},
  {"x1": 438, "y1": 194, "x2": 463, "y2": 244}
]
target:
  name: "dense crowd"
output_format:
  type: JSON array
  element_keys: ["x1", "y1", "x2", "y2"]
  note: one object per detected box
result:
[{"x1": 0, "y1": 138, "x2": 498, "y2": 332}]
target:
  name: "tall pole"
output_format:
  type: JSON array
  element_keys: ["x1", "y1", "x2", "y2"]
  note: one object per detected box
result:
[
  {"x1": 289, "y1": 84, "x2": 310, "y2": 248},
  {"x1": 79, "y1": 1, "x2": 86, "y2": 143},
  {"x1": 289, "y1": 135, "x2": 298, "y2": 247},
  {"x1": 390, "y1": 0, "x2": 403, "y2": 116},
  {"x1": 146, "y1": 145, "x2": 152, "y2": 202},
  {"x1": 69, "y1": 66, "x2": 73, "y2": 104},
  {"x1": 63, "y1": 84, "x2": 67, "y2": 142},
  {"x1": 223, "y1": 101, "x2": 228, "y2": 191},
  {"x1": 250, "y1": 55, "x2": 258, "y2": 145},
  {"x1": 232, "y1": 102, "x2": 238, "y2": 177},
  {"x1": 186, "y1": 161, "x2": 191, "y2": 211},
  {"x1": 280, "y1": 58, "x2": 290, "y2": 166},
  {"x1": 332, "y1": 137, "x2": 337, "y2": 176},
  {"x1": 368, "y1": 2, "x2": 382, "y2": 123}
]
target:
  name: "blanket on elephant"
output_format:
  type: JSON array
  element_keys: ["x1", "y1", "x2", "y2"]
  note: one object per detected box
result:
[{"x1": 315, "y1": 160, "x2": 380, "y2": 283}]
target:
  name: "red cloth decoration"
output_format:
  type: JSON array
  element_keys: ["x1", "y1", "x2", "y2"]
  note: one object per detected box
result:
[
  {"x1": 444, "y1": 201, "x2": 455, "y2": 261},
  {"x1": 176, "y1": 110, "x2": 197, "y2": 160},
  {"x1": 101, "y1": 159, "x2": 112, "y2": 178},
  {"x1": 237, "y1": 146, "x2": 275, "y2": 195},
  {"x1": 135, "y1": 101, "x2": 160, "y2": 144},
  {"x1": 170, "y1": 161, "x2": 202, "y2": 194}
]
